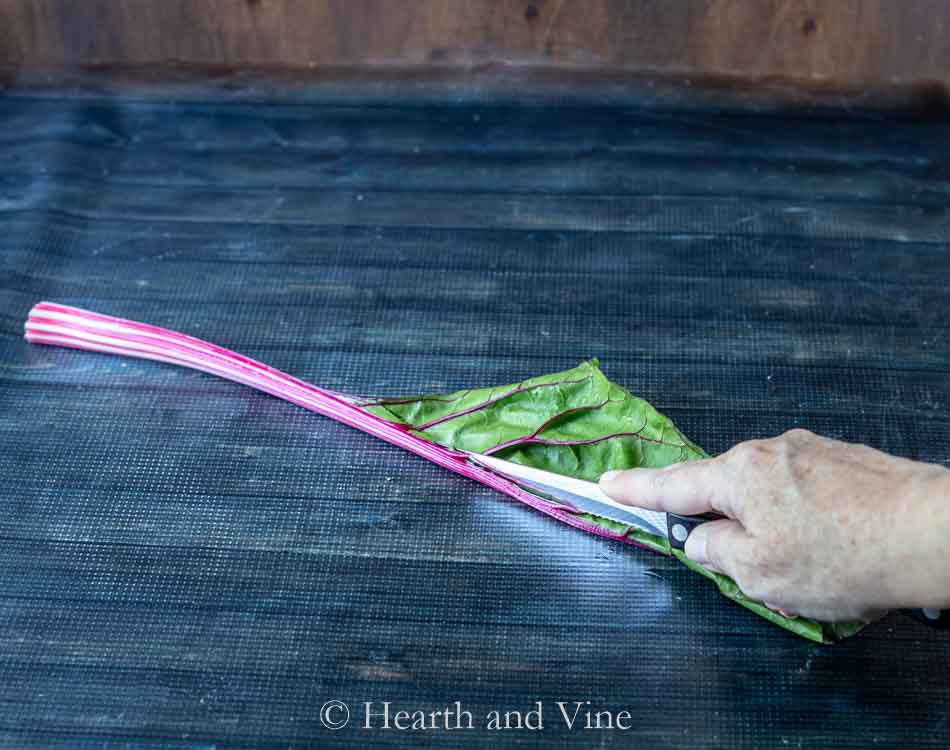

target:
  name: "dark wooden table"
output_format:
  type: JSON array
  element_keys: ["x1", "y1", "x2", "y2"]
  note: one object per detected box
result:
[{"x1": 1, "y1": 86, "x2": 949, "y2": 749}]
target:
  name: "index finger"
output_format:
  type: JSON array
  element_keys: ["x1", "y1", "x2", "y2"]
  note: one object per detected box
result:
[{"x1": 598, "y1": 458, "x2": 738, "y2": 518}]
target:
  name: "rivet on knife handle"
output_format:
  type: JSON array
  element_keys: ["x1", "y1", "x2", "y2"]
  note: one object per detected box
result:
[
  {"x1": 667, "y1": 512, "x2": 722, "y2": 551},
  {"x1": 903, "y1": 608, "x2": 950, "y2": 629}
]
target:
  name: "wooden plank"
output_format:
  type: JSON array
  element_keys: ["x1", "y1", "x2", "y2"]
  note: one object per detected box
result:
[
  {"x1": 2, "y1": 0, "x2": 950, "y2": 98},
  {"x1": 5, "y1": 255, "x2": 950, "y2": 332},
  {"x1": 2, "y1": 178, "x2": 948, "y2": 242},
  {"x1": 8, "y1": 141, "x2": 950, "y2": 208},
  {"x1": 2, "y1": 217, "x2": 949, "y2": 285},
  {"x1": 0, "y1": 98, "x2": 945, "y2": 166}
]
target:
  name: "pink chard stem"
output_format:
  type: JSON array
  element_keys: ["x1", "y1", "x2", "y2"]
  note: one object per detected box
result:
[{"x1": 23, "y1": 302, "x2": 651, "y2": 548}]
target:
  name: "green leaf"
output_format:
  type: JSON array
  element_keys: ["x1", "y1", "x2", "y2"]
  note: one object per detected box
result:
[
  {"x1": 366, "y1": 360, "x2": 707, "y2": 480},
  {"x1": 363, "y1": 360, "x2": 865, "y2": 643}
]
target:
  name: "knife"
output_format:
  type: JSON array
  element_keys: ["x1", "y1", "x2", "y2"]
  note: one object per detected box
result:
[
  {"x1": 467, "y1": 453, "x2": 715, "y2": 548},
  {"x1": 467, "y1": 453, "x2": 948, "y2": 629}
]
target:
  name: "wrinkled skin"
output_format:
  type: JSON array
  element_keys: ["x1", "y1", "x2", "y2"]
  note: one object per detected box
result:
[{"x1": 600, "y1": 429, "x2": 950, "y2": 622}]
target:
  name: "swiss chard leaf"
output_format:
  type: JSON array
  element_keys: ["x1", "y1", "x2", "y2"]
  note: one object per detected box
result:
[
  {"x1": 362, "y1": 359, "x2": 865, "y2": 644},
  {"x1": 364, "y1": 360, "x2": 707, "y2": 480}
]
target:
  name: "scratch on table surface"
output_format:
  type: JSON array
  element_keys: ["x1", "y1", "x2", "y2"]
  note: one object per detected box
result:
[
  {"x1": 348, "y1": 662, "x2": 410, "y2": 682},
  {"x1": 797, "y1": 650, "x2": 817, "y2": 674}
]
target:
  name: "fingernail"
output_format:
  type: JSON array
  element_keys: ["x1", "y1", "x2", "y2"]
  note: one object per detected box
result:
[
  {"x1": 599, "y1": 470, "x2": 620, "y2": 484},
  {"x1": 683, "y1": 524, "x2": 709, "y2": 564}
]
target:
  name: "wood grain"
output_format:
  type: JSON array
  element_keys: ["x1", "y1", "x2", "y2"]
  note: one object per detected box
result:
[{"x1": 2, "y1": 0, "x2": 950, "y2": 95}]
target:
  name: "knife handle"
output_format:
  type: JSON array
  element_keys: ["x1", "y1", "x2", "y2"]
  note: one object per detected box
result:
[
  {"x1": 666, "y1": 512, "x2": 723, "y2": 551},
  {"x1": 903, "y1": 608, "x2": 950, "y2": 628}
]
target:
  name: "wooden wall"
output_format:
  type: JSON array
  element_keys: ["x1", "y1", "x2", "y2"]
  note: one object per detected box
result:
[{"x1": 2, "y1": 0, "x2": 950, "y2": 94}]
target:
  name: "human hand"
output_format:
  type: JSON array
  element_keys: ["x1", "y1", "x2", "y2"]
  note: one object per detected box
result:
[{"x1": 599, "y1": 429, "x2": 950, "y2": 622}]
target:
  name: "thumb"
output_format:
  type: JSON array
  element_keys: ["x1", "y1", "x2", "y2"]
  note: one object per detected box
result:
[{"x1": 683, "y1": 518, "x2": 753, "y2": 582}]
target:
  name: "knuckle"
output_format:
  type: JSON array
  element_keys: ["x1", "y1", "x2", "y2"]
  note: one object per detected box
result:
[
  {"x1": 727, "y1": 440, "x2": 768, "y2": 467},
  {"x1": 782, "y1": 428, "x2": 815, "y2": 444},
  {"x1": 648, "y1": 470, "x2": 671, "y2": 492},
  {"x1": 726, "y1": 442, "x2": 751, "y2": 463},
  {"x1": 771, "y1": 431, "x2": 820, "y2": 475}
]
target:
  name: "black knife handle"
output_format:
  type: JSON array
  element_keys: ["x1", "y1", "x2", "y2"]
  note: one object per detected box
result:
[
  {"x1": 903, "y1": 608, "x2": 950, "y2": 628},
  {"x1": 666, "y1": 512, "x2": 723, "y2": 551}
]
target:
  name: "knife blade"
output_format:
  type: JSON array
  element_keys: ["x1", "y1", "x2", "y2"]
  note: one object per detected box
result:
[{"x1": 467, "y1": 453, "x2": 667, "y2": 537}]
